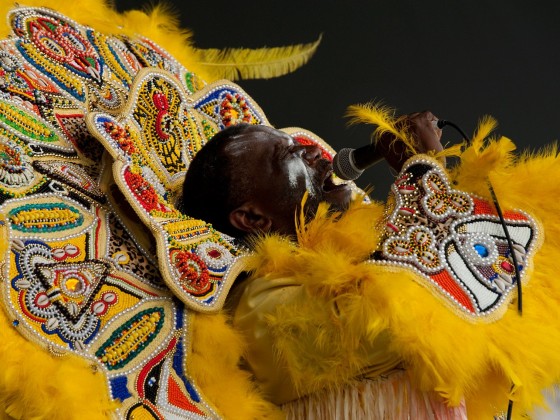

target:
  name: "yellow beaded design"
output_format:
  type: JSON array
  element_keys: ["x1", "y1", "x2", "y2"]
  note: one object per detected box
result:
[{"x1": 88, "y1": 68, "x2": 270, "y2": 312}]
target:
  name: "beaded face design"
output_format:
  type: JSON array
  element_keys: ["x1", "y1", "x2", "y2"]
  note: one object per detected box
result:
[{"x1": 373, "y1": 158, "x2": 540, "y2": 321}]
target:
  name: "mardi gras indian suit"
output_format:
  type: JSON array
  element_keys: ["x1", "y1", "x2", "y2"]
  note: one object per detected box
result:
[{"x1": 0, "y1": 2, "x2": 559, "y2": 420}]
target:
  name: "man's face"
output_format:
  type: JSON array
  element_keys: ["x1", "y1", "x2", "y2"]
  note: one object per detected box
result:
[{"x1": 225, "y1": 125, "x2": 352, "y2": 235}]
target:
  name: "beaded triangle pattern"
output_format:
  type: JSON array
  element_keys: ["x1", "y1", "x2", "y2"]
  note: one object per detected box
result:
[{"x1": 372, "y1": 157, "x2": 540, "y2": 321}]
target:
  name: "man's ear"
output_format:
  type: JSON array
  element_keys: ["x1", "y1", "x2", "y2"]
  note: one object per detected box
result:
[{"x1": 229, "y1": 203, "x2": 273, "y2": 234}]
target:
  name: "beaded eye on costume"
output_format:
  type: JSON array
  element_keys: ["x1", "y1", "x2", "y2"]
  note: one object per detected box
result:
[{"x1": 373, "y1": 157, "x2": 540, "y2": 321}]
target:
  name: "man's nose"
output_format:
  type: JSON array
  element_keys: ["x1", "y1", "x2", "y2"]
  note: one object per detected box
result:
[{"x1": 302, "y1": 145, "x2": 322, "y2": 166}]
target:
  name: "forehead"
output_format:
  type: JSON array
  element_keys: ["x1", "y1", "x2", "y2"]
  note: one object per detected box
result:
[{"x1": 223, "y1": 125, "x2": 293, "y2": 157}]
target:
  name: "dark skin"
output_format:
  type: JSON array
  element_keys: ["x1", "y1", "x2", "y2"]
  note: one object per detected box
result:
[{"x1": 228, "y1": 111, "x2": 442, "y2": 237}]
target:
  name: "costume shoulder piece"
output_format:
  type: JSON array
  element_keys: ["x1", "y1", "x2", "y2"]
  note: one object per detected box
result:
[
  {"x1": 373, "y1": 156, "x2": 541, "y2": 321},
  {"x1": 247, "y1": 148, "x2": 560, "y2": 417},
  {"x1": 86, "y1": 67, "x2": 364, "y2": 312},
  {"x1": 0, "y1": 4, "x2": 346, "y2": 418},
  {"x1": 87, "y1": 68, "x2": 268, "y2": 312},
  {"x1": 0, "y1": 5, "x2": 278, "y2": 419}
]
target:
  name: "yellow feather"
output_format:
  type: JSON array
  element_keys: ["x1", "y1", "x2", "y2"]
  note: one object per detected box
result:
[
  {"x1": 246, "y1": 147, "x2": 560, "y2": 417},
  {"x1": 346, "y1": 103, "x2": 418, "y2": 154},
  {"x1": 470, "y1": 115, "x2": 499, "y2": 152},
  {"x1": 0, "y1": 307, "x2": 117, "y2": 419},
  {"x1": 189, "y1": 312, "x2": 283, "y2": 419},
  {"x1": 195, "y1": 35, "x2": 322, "y2": 80}
]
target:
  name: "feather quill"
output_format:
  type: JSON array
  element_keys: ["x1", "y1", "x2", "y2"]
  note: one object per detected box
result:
[{"x1": 195, "y1": 35, "x2": 322, "y2": 80}]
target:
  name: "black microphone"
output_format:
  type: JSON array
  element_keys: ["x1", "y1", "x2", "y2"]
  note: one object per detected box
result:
[
  {"x1": 334, "y1": 119, "x2": 447, "y2": 181},
  {"x1": 332, "y1": 143, "x2": 383, "y2": 181}
]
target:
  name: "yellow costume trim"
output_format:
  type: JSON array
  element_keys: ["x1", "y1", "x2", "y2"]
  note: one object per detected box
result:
[
  {"x1": 0, "y1": 306, "x2": 117, "y2": 419},
  {"x1": 190, "y1": 312, "x2": 284, "y2": 420},
  {"x1": 246, "y1": 138, "x2": 560, "y2": 418}
]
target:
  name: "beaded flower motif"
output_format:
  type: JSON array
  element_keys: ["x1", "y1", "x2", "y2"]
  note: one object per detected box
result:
[{"x1": 374, "y1": 157, "x2": 539, "y2": 321}]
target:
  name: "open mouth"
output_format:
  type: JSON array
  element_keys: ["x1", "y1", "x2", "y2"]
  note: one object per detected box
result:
[{"x1": 322, "y1": 169, "x2": 348, "y2": 193}]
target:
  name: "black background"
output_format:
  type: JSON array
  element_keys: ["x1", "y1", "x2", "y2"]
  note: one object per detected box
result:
[{"x1": 116, "y1": 0, "x2": 560, "y2": 199}]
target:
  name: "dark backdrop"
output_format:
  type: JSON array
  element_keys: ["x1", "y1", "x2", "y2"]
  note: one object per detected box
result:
[{"x1": 116, "y1": 0, "x2": 560, "y2": 199}]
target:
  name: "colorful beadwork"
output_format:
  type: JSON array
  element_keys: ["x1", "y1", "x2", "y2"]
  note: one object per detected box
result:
[
  {"x1": 0, "y1": 99, "x2": 59, "y2": 143},
  {"x1": 0, "y1": 6, "x2": 364, "y2": 418},
  {"x1": 87, "y1": 68, "x2": 272, "y2": 312},
  {"x1": 0, "y1": 137, "x2": 35, "y2": 187},
  {"x1": 0, "y1": 6, "x2": 224, "y2": 418},
  {"x1": 373, "y1": 157, "x2": 540, "y2": 320},
  {"x1": 8, "y1": 201, "x2": 84, "y2": 232},
  {"x1": 96, "y1": 307, "x2": 165, "y2": 370},
  {"x1": 32, "y1": 160, "x2": 105, "y2": 202}
]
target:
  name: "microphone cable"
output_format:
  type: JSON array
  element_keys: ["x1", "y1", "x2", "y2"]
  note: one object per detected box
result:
[
  {"x1": 438, "y1": 119, "x2": 521, "y2": 420},
  {"x1": 438, "y1": 119, "x2": 522, "y2": 315}
]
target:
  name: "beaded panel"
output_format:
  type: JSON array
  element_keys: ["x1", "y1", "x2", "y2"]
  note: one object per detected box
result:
[
  {"x1": 10, "y1": 7, "x2": 132, "y2": 106},
  {"x1": 118, "y1": 35, "x2": 206, "y2": 95},
  {"x1": 0, "y1": 193, "x2": 219, "y2": 419},
  {"x1": 372, "y1": 157, "x2": 540, "y2": 321},
  {"x1": 87, "y1": 68, "x2": 270, "y2": 312},
  {"x1": 0, "y1": 6, "x2": 235, "y2": 418}
]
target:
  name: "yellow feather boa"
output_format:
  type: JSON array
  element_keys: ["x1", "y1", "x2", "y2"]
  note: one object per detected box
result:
[
  {"x1": 0, "y1": 304, "x2": 117, "y2": 419},
  {"x1": 246, "y1": 138, "x2": 560, "y2": 419}
]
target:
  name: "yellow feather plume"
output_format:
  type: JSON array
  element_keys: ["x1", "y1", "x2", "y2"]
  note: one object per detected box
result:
[
  {"x1": 346, "y1": 103, "x2": 418, "y2": 154},
  {"x1": 447, "y1": 116, "x2": 517, "y2": 197},
  {"x1": 195, "y1": 35, "x2": 322, "y2": 80},
  {"x1": 470, "y1": 115, "x2": 499, "y2": 153},
  {"x1": 0, "y1": 308, "x2": 117, "y2": 419},
  {"x1": 189, "y1": 313, "x2": 283, "y2": 419},
  {"x1": 245, "y1": 145, "x2": 560, "y2": 417}
]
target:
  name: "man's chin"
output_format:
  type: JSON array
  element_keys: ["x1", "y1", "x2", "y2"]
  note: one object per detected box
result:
[{"x1": 323, "y1": 185, "x2": 353, "y2": 212}]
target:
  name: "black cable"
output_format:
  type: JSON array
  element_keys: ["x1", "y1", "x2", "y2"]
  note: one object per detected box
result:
[
  {"x1": 438, "y1": 119, "x2": 522, "y2": 315},
  {"x1": 487, "y1": 183, "x2": 523, "y2": 314},
  {"x1": 437, "y1": 119, "x2": 470, "y2": 142},
  {"x1": 438, "y1": 119, "x2": 522, "y2": 420},
  {"x1": 506, "y1": 391, "x2": 515, "y2": 419}
]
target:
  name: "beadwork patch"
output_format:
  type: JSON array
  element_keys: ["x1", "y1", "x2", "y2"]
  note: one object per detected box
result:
[
  {"x1": 372, "y1": 157, "x2": 540, "y2": 321},
  {"x1": 10, "y1": 7, "x2": 131, "y2": 105},
  {"x1": 0, "y1": 136, "x2": 48, "y2": 199},
  {"x1": 33, "y1": 160, "x2": 105, "y2": 202},
  {"x1": 119, "y1": 36, "x2": 192, "y2": 90},
  {"x1": 86, "y1": 68, "x2": 271, "y2": 312}
]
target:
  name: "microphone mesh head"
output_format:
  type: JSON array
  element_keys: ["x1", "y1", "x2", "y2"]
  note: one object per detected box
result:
[{"x1": 333, "y1": 148, "x2": 363, "y2": 181}]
